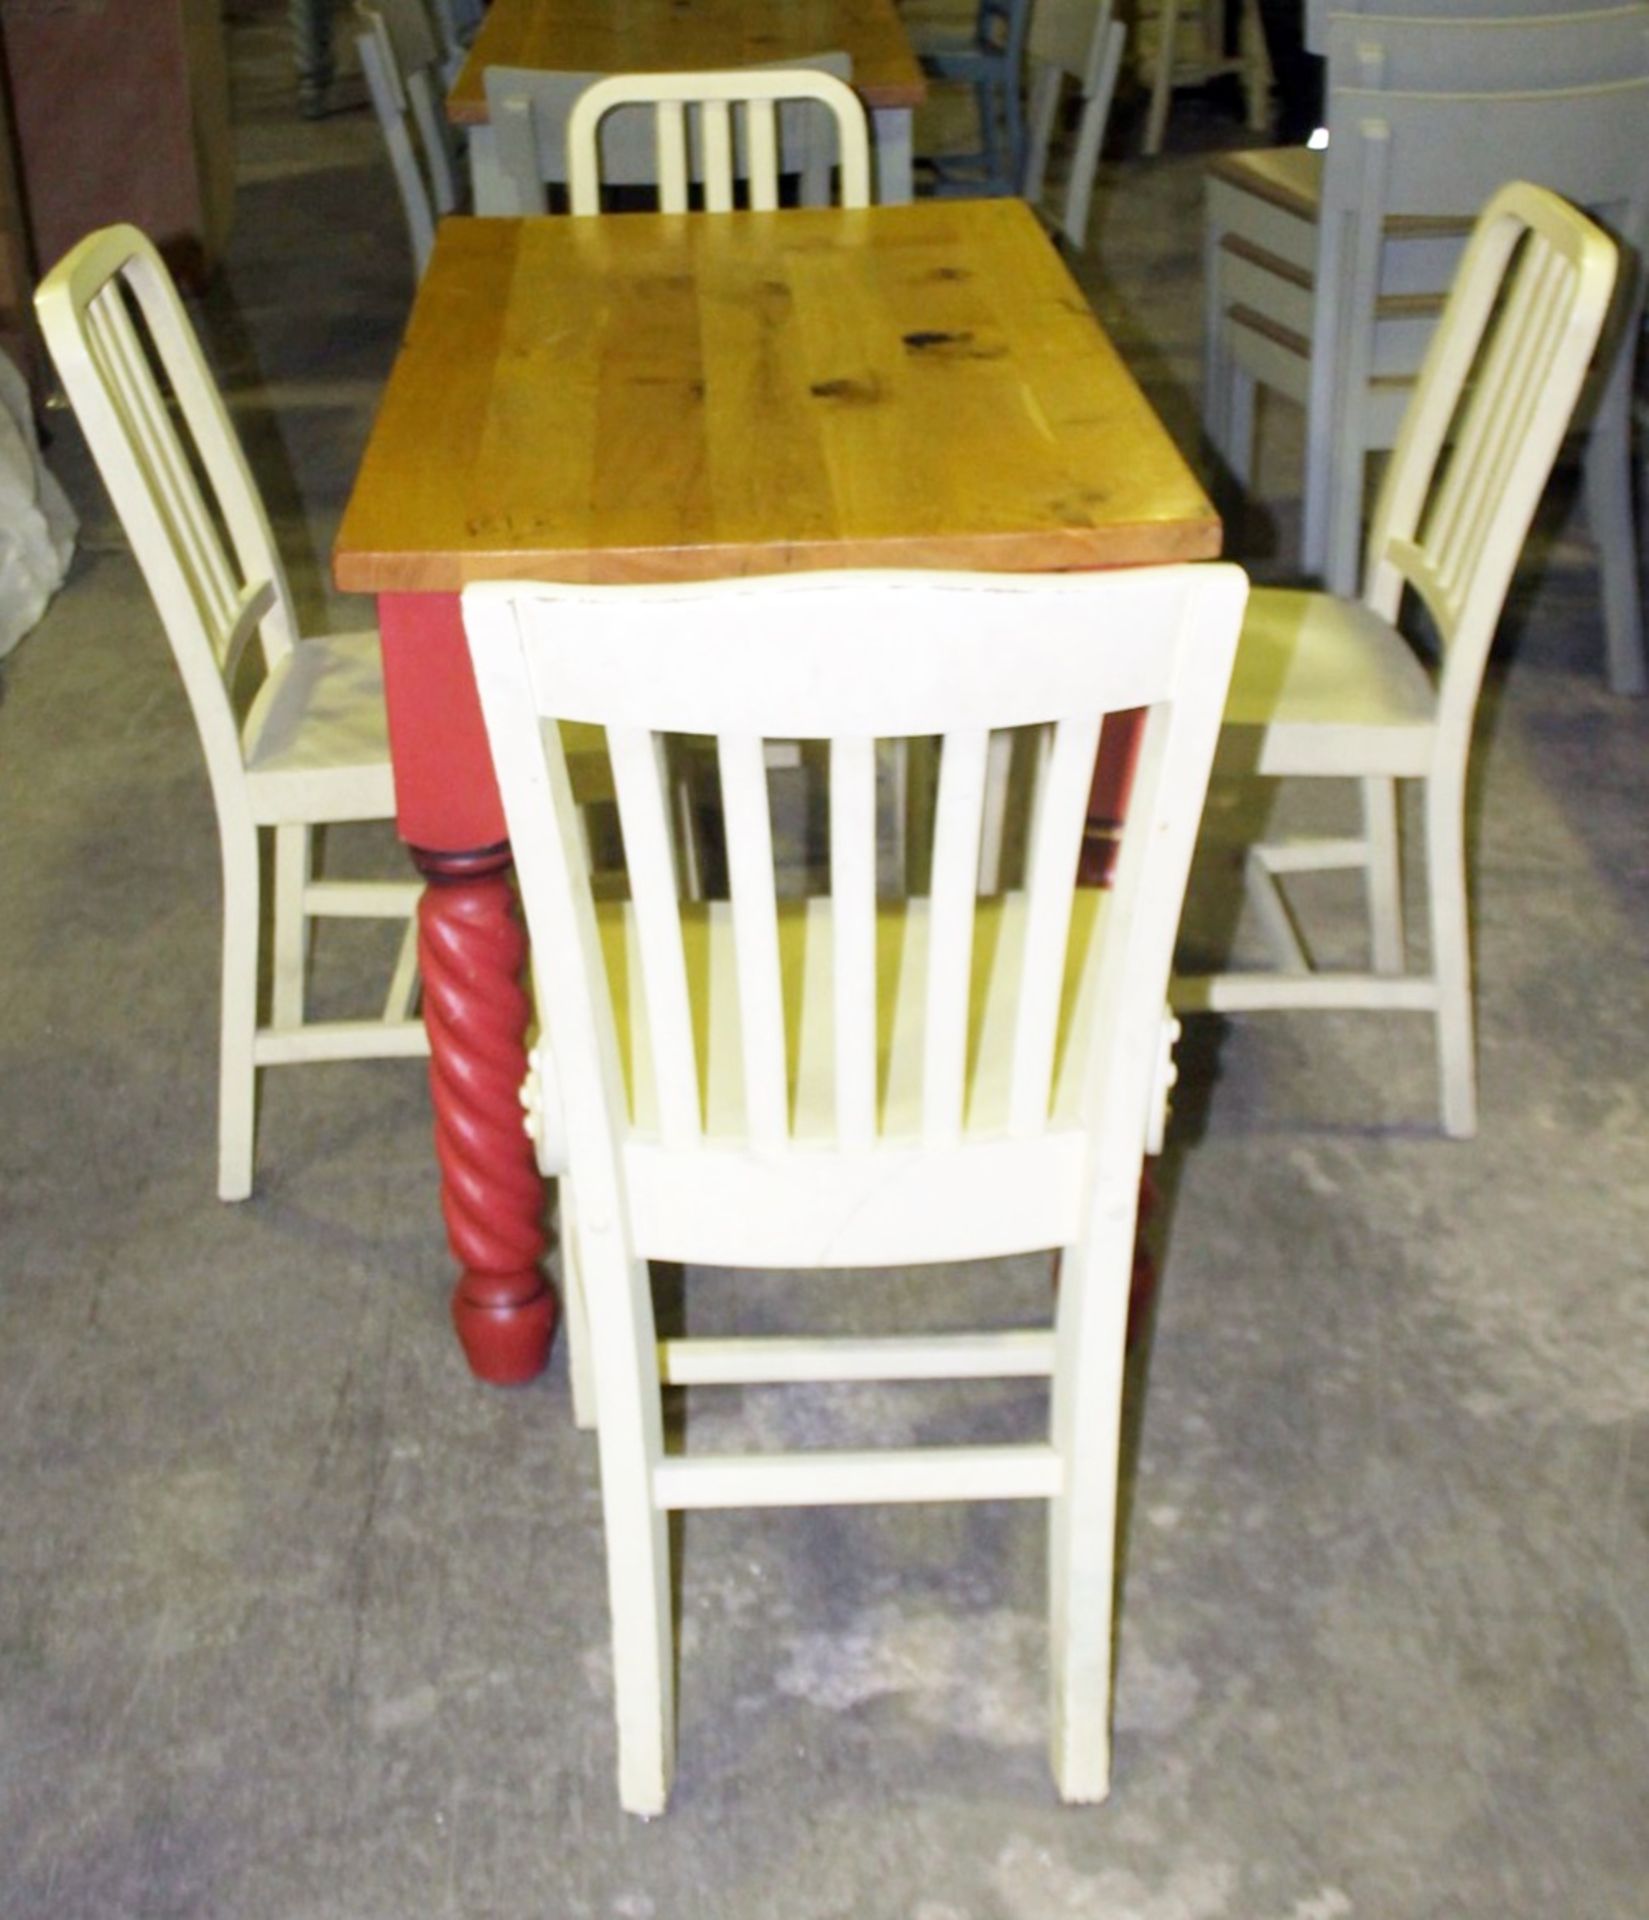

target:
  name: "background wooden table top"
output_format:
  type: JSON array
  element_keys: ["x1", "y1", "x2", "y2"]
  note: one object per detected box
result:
[
  {"x1": 335, "y1": 200, "x2": 1220, "y2": 595},
  {"x1": 447, "y1": 0, "x2": 926, "y2": 122}
]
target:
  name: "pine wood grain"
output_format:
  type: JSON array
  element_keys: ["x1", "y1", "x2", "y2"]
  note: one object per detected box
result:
[
  {"x1": 447, "y1": 0, "x2": 926, "y2": 121},
  {"x1": 334, "y1": 200, "x2": 1220, "y2": 593}
]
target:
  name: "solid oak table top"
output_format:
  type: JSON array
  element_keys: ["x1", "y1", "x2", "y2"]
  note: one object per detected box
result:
[
  {"x1": 334, "y1": 200, "x2": 1220, "y2": 595},
  {"x1": 447, "y1": 0, "x2": 926, "y2": 122}
]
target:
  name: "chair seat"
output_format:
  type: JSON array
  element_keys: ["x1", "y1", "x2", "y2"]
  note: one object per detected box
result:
[
  {"x1": 1220, "y1": 587, "x2": 1437, "y2": 779},
  {"x1": 244, "y1": 628, "x2": 399, "y2": 824},
  {"x1": 596, "y1": 887, "x2": 1112, "y2": 1268},
  {"x1": 244, "y1": 631, "x2": 614, "y2": 824},
  {"x1": 1207, "y1": 145, "x2": 1322, "y2": 227}
]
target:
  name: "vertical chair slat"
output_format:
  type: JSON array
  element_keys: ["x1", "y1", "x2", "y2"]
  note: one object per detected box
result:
[
  {"x1": 1008, "y1": 715, "x2": 1101, "y2": 1137},
  {"x1": 1425, "y1": 236, "x2": 1557, "y2": 597},
  {"x1": 922, "y1": 726, "x2": 988, "y2": 1145},
  {"x1": 747, "y1": 100, "x2": 780, "y2": 210},
  {"x1": 88, "y1": 285, "x2": 239, "y2": 642},
  {"x1": 719, "y1": 731, "x2": 789, "y2": 1146},
  {"x1": 829, "y1": 734, "x2": 878, "y2": 1148},
  {"x1": 1440, "y1": 241, "x2": 1570, "y2": 606},
  {"x1": 608, "y1": 723, "x2": 703, "y2": 1147},
  {"x1": 701, "y1": 100, "x2": 734, "y2": 211},
  {"x1": 655, "y1": 100, "x2": 690, "y2": 212}
]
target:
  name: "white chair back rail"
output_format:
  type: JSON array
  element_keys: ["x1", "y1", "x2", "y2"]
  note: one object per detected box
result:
[
  {"x1": 564, "y1": 67, "x2": 872, "y2": 215},
  {"x1": 486, "y1": 56, "x2": 863, "y2": 215},
  {"x1": 1321, "y1": 3, "x2": 1649, "y2": 91},
  {"x1": 1308, "y1": 0, "x2": 1623, "y2": 59},
  {"x1": 464, "y1": 563, "x2": 1246, "y2": 1813}
]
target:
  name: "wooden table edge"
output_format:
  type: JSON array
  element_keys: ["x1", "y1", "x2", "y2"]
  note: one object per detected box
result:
[{"x1": 335, "y1": 521, "x2": 1224, "y2": 598}]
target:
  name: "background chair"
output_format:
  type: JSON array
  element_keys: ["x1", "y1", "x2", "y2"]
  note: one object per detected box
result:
[
  {"x1": 488, "y1": 56, "x2": 861, "y2": 216},
  {"x1": 1202, "y1": 6, "x2": 1649, "y2": 693},
  {"x1": 463, "y1": 560, "x2": 1247, "y2": 1814},
  {"x1": 916, "y1": 0, "x2": 1036, "y2": 195},
  {"x1": 356, "y1": 0, "x2": 463, "y2": 282},
  {"x1": 1142, "y1": 0, "x2": 1269, "y2": 157},
  {"x1": 1021, "y1": 0, "x2": 1125, "y2": 251},
  {"x1": 1175, "y1": 183, "x2": 1619, "y2": 1138},
  {"x1": 35, "y1": 225, "x2": 428, "y2": 1201},
  {"x1": 930, "y1": 0, "x2": 1127, "y2": 250}
]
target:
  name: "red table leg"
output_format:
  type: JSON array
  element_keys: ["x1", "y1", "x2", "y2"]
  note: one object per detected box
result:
[
  {"x1": 416, "y1": 846, "x2": 555, "y2": 1384},
  {"x1": 378, "y1": 592, "x2": 555, "y2": 1384},
  {"x1": 1080, "y1": 709, "x2": 1163, "y2": 1335}
]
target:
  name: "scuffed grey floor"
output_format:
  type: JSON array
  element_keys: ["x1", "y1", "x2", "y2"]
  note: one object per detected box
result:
[{"x1": 3, "y1": 6, "x2": 1647, "y2": 1915}]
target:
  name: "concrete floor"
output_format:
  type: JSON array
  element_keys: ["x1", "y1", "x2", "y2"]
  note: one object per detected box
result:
[{"x1": 3, "y1": 6, "x2": 1647, "y2": 1914}]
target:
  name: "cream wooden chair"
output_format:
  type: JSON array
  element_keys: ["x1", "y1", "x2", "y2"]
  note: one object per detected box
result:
[
  {"x1": 355, "y1": 0, "x2": 462, "y2": 283},
  {"x1": 563, "y1": 66, "x2": 873, "y2": 216},
  {"x1": 34, "y1": 225, "x2": 429, "y2": 1200},
  {"x1": 1202, "y1": 6, "x2": 1649, "y2": 693},
  {"x1": 1175, "y1": 183, "x2": 1618, "y2": 1138},
  {"x1": 487, "y1": 57, "x2": 862, "y2": 216},
  {"x1": 463, "y1": 560, "x2": 1247, "y2": 1814}
]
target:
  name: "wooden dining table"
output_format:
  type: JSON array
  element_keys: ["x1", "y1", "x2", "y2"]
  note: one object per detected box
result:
[
  {"x1": 334, "y1": 195, "x2": 1219, "y2": 1385},
  {"x1": 448, "y1": 0, "x2": 928, "y2": 206}
]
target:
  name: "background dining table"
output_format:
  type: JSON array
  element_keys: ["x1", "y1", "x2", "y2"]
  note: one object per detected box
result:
[
  {"x1": 448, "y1": 0, "x2": 929, "y2": 205},
  {"x1": 334, "y1": 194, "x2": 1221, "y2": 1384}
]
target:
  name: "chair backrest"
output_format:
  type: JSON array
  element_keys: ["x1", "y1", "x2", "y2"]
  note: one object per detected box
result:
[
  {"x1": 1307, "y1": 0, "x2": 1618, "y2": 57},
  {"x1": 1317, "y1": 61, "x2": 1649, "y2": 395},
  {"x1": 1364, "y1": 183, "x2": 1617, "y2": 748},
  {"x1": 487, "y1": 55, "x2": 862, "y2": 216},
  {"x1": 356, "y1": 0, "x2": 460, "y2": 281},
  {"x1": 34, "y1": 225, "x2": 296, "y2": 825},
  {"x1": 1305, "y1": 21, "x2": 1649, "y2": 585},
  {"x1": 463, "y1": 564, "x2": 1245, "y2": 1267},
  {"x1": 1024, "y1": 0, "x2": 1125, "y2": 249},
  {"x1": 565, "y1": 68, "x2": 873, "y2": 216}
]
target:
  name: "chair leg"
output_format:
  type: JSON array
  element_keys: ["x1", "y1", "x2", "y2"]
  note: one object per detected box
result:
[
  {"x1": 559, "y1": 1181, "x2": 596, "y2": 1432},
  {"x1": 218, "y1": 847, "x2": 262, "y2": 1202},
  {"x1": 1324, "y1": 443, "x2": 1365, "y2": 598},
  {"x1": 975, "y1": 77, "x2": 1002, "y2": 186},
  {"x1": 1361, "y1": 776, "x2": 1405, "y2": 974},
  {"x1": 1201, "y1": 215, "x2": 1231, "y2": 462},
  {"x1": 1046, "y1": 1199, "x2": 1132, "y2": 1802},
  {"x1": 1002, "y1": 68, "x2": 1027, "y2": 186},
  {"x1": 1582, "y1": 382, "x2": 1647, "y2": 696},
  {"x1": 1226, "y1": 363, "x2": 1257, "y2": 489},
  {"x1": 271, "y1": 823, "x2": 310, "y2": 1029},
  {"x1": 583, "y1": 1226, "x2": 675, "y2": 1815},
  {"x1": 1424, "y1": 775, "x2": 1477, "y2": 1140},
  {"x1": 1143, "y1": 0, "x2": 1179, "y2": 156},
  {"x1": 1239, "y1": 0, "x2": 1271, "y2": 133}
]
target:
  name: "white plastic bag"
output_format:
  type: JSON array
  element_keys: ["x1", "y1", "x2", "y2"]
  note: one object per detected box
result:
[{"x1": 0, "y1": 347, "x2": 76, "y2": 659}]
